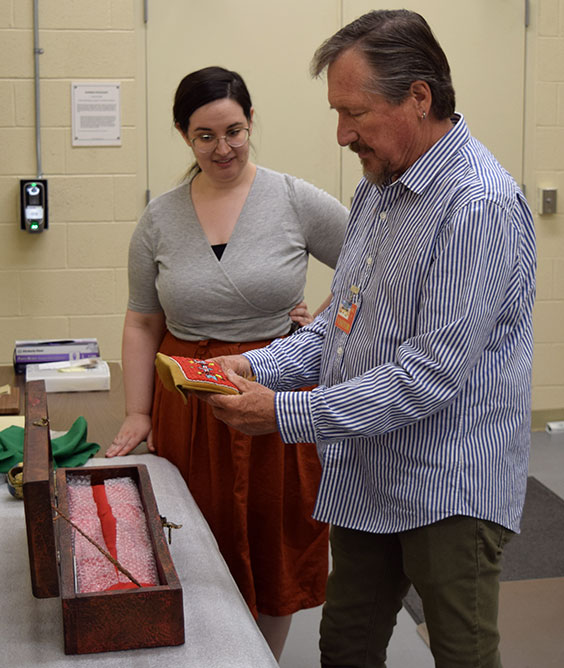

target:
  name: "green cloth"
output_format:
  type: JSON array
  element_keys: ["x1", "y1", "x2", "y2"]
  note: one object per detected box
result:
[{"x1": 0, "y1": 416, "x2": 100, "y2": 473}]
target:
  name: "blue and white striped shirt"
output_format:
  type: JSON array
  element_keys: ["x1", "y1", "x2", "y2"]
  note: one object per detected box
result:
[{"x1": 244, "y1": 115, "x2": 536, "y2": 533}]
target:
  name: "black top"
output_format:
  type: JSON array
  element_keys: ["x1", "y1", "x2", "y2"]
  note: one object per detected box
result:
[{"x1": 211, "y1": 243, "x2": 227, "y2": 260}]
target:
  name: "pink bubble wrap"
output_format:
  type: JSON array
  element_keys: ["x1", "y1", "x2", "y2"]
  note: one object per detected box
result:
[
  {"x1": 66, "y1": 474, "x2": 159, "y2": 593},
  {"x1": 105, "y1": 477, "x2": 159, "y2": 586}
]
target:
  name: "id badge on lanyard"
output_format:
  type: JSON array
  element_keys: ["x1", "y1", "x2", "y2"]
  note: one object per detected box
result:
[{"x1": 335, "y1": 287, "x2": 359, "y2": 335}]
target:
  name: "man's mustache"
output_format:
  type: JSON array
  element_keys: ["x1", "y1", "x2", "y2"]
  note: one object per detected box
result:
[{"x1": 349, "y1": 141, "x2": 372, "y2": 155}]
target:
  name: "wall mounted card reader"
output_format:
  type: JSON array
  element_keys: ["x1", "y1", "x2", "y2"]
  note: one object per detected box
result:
[{"x1": 20, "y1": 179, "x2": 48, "y2": 233}]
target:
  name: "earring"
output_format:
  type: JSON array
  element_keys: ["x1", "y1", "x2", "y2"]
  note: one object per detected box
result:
[{"x1": 421, "y1": 111, "x2": 427, "y2": 120}]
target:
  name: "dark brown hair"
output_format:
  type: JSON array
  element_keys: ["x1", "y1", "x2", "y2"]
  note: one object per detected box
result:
[{"x1": 173, "y1": 66, "x2": 253, "y2": 134}]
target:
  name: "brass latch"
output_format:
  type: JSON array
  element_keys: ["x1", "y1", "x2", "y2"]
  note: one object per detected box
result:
[
  {"x1": 33, "y1": 416, "x2": 49, "y2": 427},
  {"x1": 160, "y1": 516, "x2": 182, "y2": 545}
]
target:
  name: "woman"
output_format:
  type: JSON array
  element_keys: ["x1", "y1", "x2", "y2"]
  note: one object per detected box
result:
[{"x1": 107, "y1": 66, "x2": 348, "y2": 660}]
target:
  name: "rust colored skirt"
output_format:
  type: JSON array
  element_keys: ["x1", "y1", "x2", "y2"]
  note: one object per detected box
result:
[{"x1": 152, "y1": 331, "x2": 329, "y2": 618}]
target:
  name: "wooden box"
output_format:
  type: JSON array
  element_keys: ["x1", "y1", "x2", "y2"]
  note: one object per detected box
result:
[{"x1": 22, "y1": 380, "x2": 185, "y2": 654}]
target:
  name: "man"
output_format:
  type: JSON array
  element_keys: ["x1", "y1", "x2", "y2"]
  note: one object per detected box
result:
[{"x1": 200, "y1": 10, "x2": 536, "y2": 667}]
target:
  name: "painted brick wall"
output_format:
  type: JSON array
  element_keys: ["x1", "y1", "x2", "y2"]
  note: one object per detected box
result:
[
  {"x1": 0, "y1": 0, "x2": 563, "y2": 417},
  {"x1": 0, "y1": 0, "x2": 142, "y2": 365},
  {"x1": 529, "y1": 0, "x2": 564, "y2": 414}
]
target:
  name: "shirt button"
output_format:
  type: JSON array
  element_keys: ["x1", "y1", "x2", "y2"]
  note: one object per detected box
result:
[
  {"x1": 337, "y1": 346, "x2": 343, "y2": 356},
  {"x1": 366, "y1": 256, "x2": 373, "y2": 265},
  {"x1": 380, "y1": 211, "x2": 387, "y2": 221}
]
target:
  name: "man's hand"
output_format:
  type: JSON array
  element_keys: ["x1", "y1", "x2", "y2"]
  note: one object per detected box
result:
[
  {"x1": 206, "y1": 354, "x2": 253, "y2": 379},
  {"x1": 197, "y1": 370, "x2": 277, "y2": 435}
]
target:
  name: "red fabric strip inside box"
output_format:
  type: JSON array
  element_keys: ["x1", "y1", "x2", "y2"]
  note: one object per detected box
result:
[{"x1": 67, "y1": 475, "x2": 159, "y2": 592}]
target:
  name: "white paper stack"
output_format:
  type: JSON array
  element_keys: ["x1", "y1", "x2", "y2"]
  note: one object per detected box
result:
[{"x1": 25, "y1": 358, "x2": 111, "y2": 393}]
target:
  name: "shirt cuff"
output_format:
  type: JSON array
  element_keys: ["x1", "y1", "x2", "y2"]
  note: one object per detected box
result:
[
  {"x1": 275, "y1": 390, "x2": 317, "y2": 444},
  {"x1": 242, "y1": 348, "x2": 280, "y2": 389}
]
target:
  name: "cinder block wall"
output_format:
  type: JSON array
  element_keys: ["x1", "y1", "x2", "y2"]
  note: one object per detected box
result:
[
  {"x1": 0, "y1": 0, "x2": 563, "y2": 422},
  {"x1": 0, "y1": 0, "x2": 144, "y2": 364},
  {"x1": 528, "y1": 0, "x2": 564, "y2": 420}
]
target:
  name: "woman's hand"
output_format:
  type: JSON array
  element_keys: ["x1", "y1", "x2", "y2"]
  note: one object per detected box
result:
[
  {"x1": 289, "y1": 300, "x2": 313, "y2": 328},
  {"x1": 106, "y1": 413, "x2": 154, "y2": 457}
]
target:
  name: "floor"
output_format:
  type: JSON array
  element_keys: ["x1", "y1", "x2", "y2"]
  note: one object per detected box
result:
[{"x1": 279, "y1": 428, "x2": 564, "y2": 668}]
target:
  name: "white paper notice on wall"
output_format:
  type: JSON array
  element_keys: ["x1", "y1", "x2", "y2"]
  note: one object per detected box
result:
[{"x1": 71, "y1": 82, "x2": 121, "y2": 146}]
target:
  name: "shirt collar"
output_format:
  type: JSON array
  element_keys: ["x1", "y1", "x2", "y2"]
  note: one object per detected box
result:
[{"x1": 376, "y1": 113, "x2": 469, "y2": 197}]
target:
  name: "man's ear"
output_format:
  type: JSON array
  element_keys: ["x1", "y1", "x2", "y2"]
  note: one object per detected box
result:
[{"x1": 410, "y1": 80, "x2": 432, "y2": 117}]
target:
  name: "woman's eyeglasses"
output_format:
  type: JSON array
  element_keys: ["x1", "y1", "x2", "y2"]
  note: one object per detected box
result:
[{"x1": 190, "y1": 127, "x2": 250, "y2": 154}]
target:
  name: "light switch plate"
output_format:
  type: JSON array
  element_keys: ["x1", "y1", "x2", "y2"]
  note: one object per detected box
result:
[{"x1": 539, "y1": 188, "x2": 557, "y2": 215}]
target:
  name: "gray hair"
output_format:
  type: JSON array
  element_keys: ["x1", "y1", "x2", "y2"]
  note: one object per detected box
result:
[{"x1": 311, "y1": 9, "x2": 455, "y2": 120}]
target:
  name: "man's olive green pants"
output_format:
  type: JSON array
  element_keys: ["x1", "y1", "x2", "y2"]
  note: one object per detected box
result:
[{"x1": 320, "y1": 516, "x2": 513, "y2": 668}]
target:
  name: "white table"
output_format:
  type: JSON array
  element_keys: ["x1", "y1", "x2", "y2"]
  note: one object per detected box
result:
[{"x1": 1, "y1": 454, "x2": 278, "y2": 668}]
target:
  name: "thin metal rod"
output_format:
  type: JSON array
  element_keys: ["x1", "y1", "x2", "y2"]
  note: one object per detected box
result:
[
  {"x1": 52, "y1": 505, "x2": 142, "y2": 588},
  {"x1": 33, "y1": 0, "x2": 43, "y2": 178}
]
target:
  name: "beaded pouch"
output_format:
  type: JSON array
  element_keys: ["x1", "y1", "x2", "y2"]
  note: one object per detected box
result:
[{"x1": 155, "y1": 353, "x2": 240, "y2": 401}]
